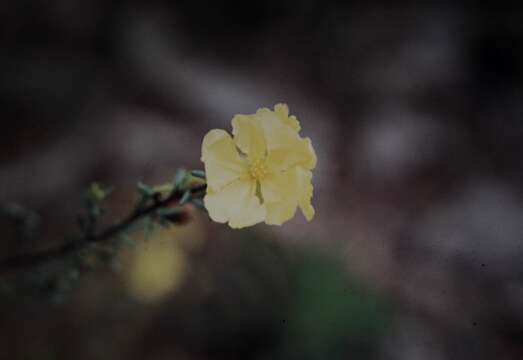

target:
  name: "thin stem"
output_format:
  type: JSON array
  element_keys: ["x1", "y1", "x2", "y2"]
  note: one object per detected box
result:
[{"x1": 0, "y1": 184, "x2": 206, "y2": 275}]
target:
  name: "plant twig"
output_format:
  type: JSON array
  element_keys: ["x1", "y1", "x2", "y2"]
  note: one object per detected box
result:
[{"x1": 0, "y1": 184, "x2": 206, "y2": 275}]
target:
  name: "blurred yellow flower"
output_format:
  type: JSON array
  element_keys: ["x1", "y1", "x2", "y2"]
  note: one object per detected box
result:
[
  {"x1": 201, "y1": 103, "x2": 316, "y2": 228},
  {"x1": 127, "y1": 233, "x2": 187, "y2": 303}
]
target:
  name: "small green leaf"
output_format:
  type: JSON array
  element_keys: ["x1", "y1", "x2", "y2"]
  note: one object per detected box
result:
[
  {"x1": 180, "y1": 190, "x2": 191, "y2": 204},
  {"x1": 190, "y1": 170, "x2": 206, "y2": 179},
  {"x1": 87, "y1": 182, "x2": 112, "y2": 202},
  {"x1": 137, "y1": 182, "x2": 154, "y2": 197},
  {"x1": 89, "y1": 183, "x2": 105, "y2": 201},
  {"x1": 174, "y1": 169, "x2": 188, "y2": 190}
]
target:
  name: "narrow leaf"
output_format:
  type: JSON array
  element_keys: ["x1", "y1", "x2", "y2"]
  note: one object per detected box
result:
[
  {"x1": 174, "y1": 169, "x2": 188, "y2": 190},
  {"x1": 190, "y1": 170, "x2": 206, "y2": 179},
  {"x1": 137, "y1": 182, "x2": 154, "y2": 197},
  {"x1": 180, "y1": 190, "x2": 191, "y2": 204}
]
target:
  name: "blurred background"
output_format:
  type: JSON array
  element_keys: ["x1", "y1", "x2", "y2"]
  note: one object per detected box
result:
[{"x1": 1, "y1": 1, "x2": 523, "y2": 359}]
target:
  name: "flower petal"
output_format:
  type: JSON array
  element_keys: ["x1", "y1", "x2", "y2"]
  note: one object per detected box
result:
[
  {"x1": 260, "y1": 170, "x2": 296, "y2": 203},
  {"x1": 274, "y1": 103, "x2": 301, "y2": 132},
  {"x1": 274, "y1": 103, "x2": 289, "y2": 117},
  {"x1": 255, "y1": 106, "x2": 316, "y2": 172},
  {"x1": 231, "y1": 114, "x2": 267, "y2": 161},
  {"x1": 255, "y1": 108, "x2": 296, "y2": 151},
  {"x1": 266, "y1": 137, "x2": 317, "y2": 172},
  {"x1": 204, "y1": 179, "x2": 266, "y2": 228},
  {"x1": 296, "y1": 166, "x2": 315, "y2": 221},
  {"x1": 265, "y1": 201, "x2": 298, "y2": 226},
  {"x1": 261, "y1": 166, "x2": 315, "y2": 224},
  {"x1": 261, "y1": 170, "x2": 299, "y2": 225},
  {"x1": 201, "y1": 129, "x2": 247, "y2": 191}
]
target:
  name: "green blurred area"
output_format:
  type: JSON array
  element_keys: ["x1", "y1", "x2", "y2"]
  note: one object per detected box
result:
[
  {"x1": 0, "y1": 229, "x2": 393, "y2": 360},
  {"x1": 280, "y1": 253, "x2": 391, "y2": 359}
]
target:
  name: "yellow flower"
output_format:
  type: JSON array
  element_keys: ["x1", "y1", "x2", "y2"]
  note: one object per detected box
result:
[{"x1": 201, "y1": 103, "x2": 317, "y2": 228}]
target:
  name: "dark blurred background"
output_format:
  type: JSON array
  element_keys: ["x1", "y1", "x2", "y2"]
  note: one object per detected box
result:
[{"x1": 1, "y1": 1, "x2": 523, "y2": 359}]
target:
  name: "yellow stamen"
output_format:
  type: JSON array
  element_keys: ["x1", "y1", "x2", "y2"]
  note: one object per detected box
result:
[{"x1": 248, "y1": 159, "x2": 268, "y2": 180}]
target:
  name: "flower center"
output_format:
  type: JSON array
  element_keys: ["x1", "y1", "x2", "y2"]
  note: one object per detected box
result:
[{"x1": 248, "y1": 159, "x2": 268, "y2": 180}]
